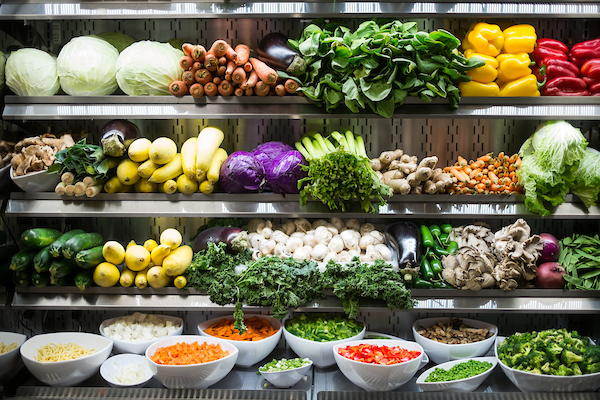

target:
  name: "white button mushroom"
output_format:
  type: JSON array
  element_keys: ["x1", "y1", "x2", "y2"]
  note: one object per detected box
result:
[
  {"x1": 303, "y1": 234, "x2": 317, "y2": 247},
  {"x1": 293, "y1": 246, "x2": 311, "y2": 261},
  {"x1": 311, "y1": 244, "x2": 329, "y2": 261},
  {"x1": 359, "y1": 223, "x2": 376, "y2": 236},
  {"x1": 330, "y1": 217, "x2": 345, "y2": 231},
  {"x1": 286, "y1": 236, "x2": 303, "y2": 252},
  {"x1": 315, "y1": 226, "x2": 333, "y2": 245},
  {"x1": 271, "y1": 230, "x2": 289, "y2": 245}
]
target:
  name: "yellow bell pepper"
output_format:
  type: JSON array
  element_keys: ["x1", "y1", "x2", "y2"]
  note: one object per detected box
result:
[
  {"x1": 496, "y1": 53, "x2": 533, "y2": 82},
  {"x1": 498, "y1": 74, "x2": 541, "y2": 97},
  {"x1": 502, "y1": 24, "x2": 537, "y2": 54},
  {"x1": 465, "y1": 53, "x2": 499, "y2": 83},
  {"x1": 461, "y1": 23, "x2": 478, "y2": 52},
  {"x1": 467, "y1": 23, "x2": 504, "y2": 57},
  {"x1": 458, "y1": 81, "x2": 500, "y2": 97}
]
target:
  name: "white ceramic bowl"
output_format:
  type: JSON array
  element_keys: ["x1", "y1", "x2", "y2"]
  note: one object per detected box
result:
[
  {"x1": 197, "y1": 314, "x2": 281, "y2": 368},
  {"x1": 100, "y1": 314, "x2": 184, "y2": 355},
  {"x1": 332, "y1": 339, "x2": 425, "y2": 392},
  {"x1": 259, "y1": 359, "x2": 313, "y2": 388},
  {"x1": 412, "y1": 318, "x2": 497, "y2": 364},
  {"x1": 495, "y1": 336, "x2": 600, "y2": 392},
  {"x1": 0, "y1": 332, "x2": 27, "y2": 380},
  {"x1": 283, "y1": 319, "x2": 366, "y2": 368},
  {"x1": 416, "y1": 356, "x2": 497, "y2": 392},
  {"x1": 20, "y1": 332, "x2": 113, "y2": 386},
  {"x1": 10, "y1": 167, "x2": 60, "y2": 193},
  {"x1": 145, "y1": 335, "x2": 238, "y2": 389},
  {"x1": 100, "y1": 354, "x2": 154, "y2": 388}
]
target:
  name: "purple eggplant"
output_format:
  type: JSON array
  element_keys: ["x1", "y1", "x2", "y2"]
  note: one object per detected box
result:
[
  {"x1": 100, "y1": 119, "x2": 141, "y2": 157},
  {"x1": 384, "y1": 221, "x2": 422, "y2": 269},
  {"x1": 192, "y1": 227, "x2": 250, "y2": 254},
  {"x1": 257, "y1": 32, "x2": 307, "y2": 77}
]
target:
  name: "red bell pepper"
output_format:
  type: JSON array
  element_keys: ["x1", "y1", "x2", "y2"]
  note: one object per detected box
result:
[
  {"x1": 570, "y1": 38, "x2": 600, "y2": 61},
  {"x1": 543, "y1": 76, "x2": 590, "y2": 96},
  {"x1": 532, "y1": 39, "x2": 569, "y2": 64},
  {"x1": 536, "y1": 58, "x2": 580, "y2": 81},
  {"x1": 570, "y1": 53, "x2": 592, "y2": 67},
  {"x1": 581, "y1": 58, "x2": 600, "y2": 80},
  {"x1": 536, "y1": 38, "x2": 570, "y2": 54},
  {"x1": 583, "y1": 76, "x2": 600, "y2": 87},
  {"x1": 590, "y1": 82, "x2": 600, "y2": 96}
]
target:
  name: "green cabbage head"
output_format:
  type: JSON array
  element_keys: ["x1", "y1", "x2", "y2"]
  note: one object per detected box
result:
[
  {"x1": 5, "y1": 48, "x2": 60, "y2": 96},
  {"x1": 96, "y1": 32, "x2": 135, "y2": 53},
  {"x1": 57, "y1": 36, "x2": 119, "y2": 96}
]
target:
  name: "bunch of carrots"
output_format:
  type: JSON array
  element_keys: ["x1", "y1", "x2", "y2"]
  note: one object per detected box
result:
[
  {"x1": 443, "y1": 152, "x2": 523, "y2": 195},
  {"x1": 204, "y1": 317, "x2": 277, "y2": 341},
  {"x1": 169, "y1": 39, "x2": 301, "y2": 98},
  {"x1": 150, "y1": 341, "x2": 230, "y2": 365}
]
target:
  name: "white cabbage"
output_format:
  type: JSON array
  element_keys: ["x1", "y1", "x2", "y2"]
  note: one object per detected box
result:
[
  {"x1": 5, "y1": 48, "x2": 60, "y2": 96},
  {"x1": 116, "y1": 41, "x2": 184, "y2": 96},
  {"x1": 57, "y1": 36, "x2": 119, "y2": 96}
]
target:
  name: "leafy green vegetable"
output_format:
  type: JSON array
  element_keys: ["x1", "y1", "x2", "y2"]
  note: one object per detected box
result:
[
  {"x1": 571, "y1": 148, "x2": 600, "y2": 208},
  {"x1": 48, "y1": 139, "x2": 112, "y2": 181},
  {"x1": 559, "y1": 234, "x2": 600, "y2": 290},
  {"x1": 292, "y1": 20, "x2": 483, "y2": 117},
  {"x1": 296, "y1": 130, "x2": 391, "y2": 213},
  {"x1": 322, "y1": 258, "x2": 414, "y2": 319},
  {"x1": 285, "y1": 313, "x2": 364, "y2": 342}
]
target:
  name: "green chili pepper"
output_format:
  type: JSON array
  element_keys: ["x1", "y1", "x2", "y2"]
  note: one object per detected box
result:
[
  {"x1": 430, "y1": 258, "x2": 443, "y2": 275},
  {"x1": 441, "y1": 224, "x2": 453, "y2": 234},
  {"x1": 420, "y1": 257, "x2": 434, "y2": 280},
  {"x1": 413, "y1": 277, "x2": 434, "y2": 288},
  {"x1": 433, "y1": 242, "x2": 449, "y2": 256},
  {"x1": 429, "y1": 225, "x2": 441, "y2": 237},
  {"x1": 433, "y1": 281, "x2": 449, "y2": 288},
  {"x1": 447, "y1": 241, "x2": 458, "y2": 254},
  {"x1": 440, "y1": 232, "x2": 449, "y2": 245},
  {"x1": 420, "y1": 225, "x2": 434, "y2": 247}
]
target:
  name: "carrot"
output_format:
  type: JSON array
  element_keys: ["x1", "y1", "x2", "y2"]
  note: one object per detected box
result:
[
  {"x1": 457, "y1": 156, "x2": 468, "y2": 167},
  {"x1": 204, "y1": 53, "x2": 219, "y2": 70},
  {"x1": 206, "y1": 62, "x2": 218, "y2": 72},
  {"x1": 234, "y1": 44, "x2": 250, "y2": 66},
  {"x1": 218, "y1": 80, "x2": 234, "y2": 96},
  {"x1": 192, "y1": 45, "x2": 206, "y2": 62},
  {"x1": 182, "y1": 43, "x2": 195, "y2": 57},
  {"x1": 182, "y1": 70, "x2": 195, "y2": 87},
  {"x1": 244, "y1": 61, "x2": 253, "y2": 73},
  {"x1": 213, "y1": 76, "x2": 222, "y2": 85},
  {"x1": 223, "y1": 44, "x2": 237, "y2": 62},
  {"x1": 191, "y1": 62, "x2": 202, "y2": 75},
  {"x1": 249, "y1": 58, "x2": 277, "y2": 85},
  {"x1": 169, "y1": 80, "x2": 188, "y2": 97},
  {"x1": 226, "y1": 60, "x2": 236, "y2": 76},
  {"x1": 488, "y1": 171, "x2": 499, "y2": 184},
  {"x1": 275, "y1": 84, "x2": 286, "y2": 96},
  {"x1": 209, "y1": 39, "x2": 229, "y2": 57},
  {"x1": 284, "y1": 79, "x2": 299, "y2": 94},
  {"x1": 217, "y1": 65, "x2": 226, "y2": 77},
  {"x1": 204, "y1": 82, "x2": 218, "y2": 96},
  {"x1": 195, "y1": 69, "x2": 213, "y2": 85},
  {"x1": 254, "y1": 80, "x2": 270, "y2": 96},
  {"x1": 219, "y1": 56, "x2": 227, "y2": 66},
  {"x1": 150, "y1": 341, "x2": 229, "y2": 365},
  {"x1": 189, "y1": 83, "x2": 204, "y2": 98},
  {"x1": 234, "y1": 88, "x2": 244, "y2": 97},
  {"x1": 232, "y1": 67, "x2": 246, "y2": 84},
  {"x1": 180, "y1": 55, "x2": 194, "y2": 70},
  {"x1": 449, "y1": 168, "x2": 466, "y2": 182},
  {"x1": 246, "y1": 70, "x2": 259, "y2": 88},
  {"x1": 238, "y1": 76, "x2": 248, "y2": 90},
  {"x1": 204, "y1": 318, "x2": 277, "y2": 341},
  {"x1": 245, "y1": 87, "x2": 254, "y2": 96}
]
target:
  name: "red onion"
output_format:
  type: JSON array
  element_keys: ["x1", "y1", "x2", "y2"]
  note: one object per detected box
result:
[
  {"x1": 538, "y1": 233, "x2": 560, "y2": 263},
  {"x1": 535, "y1": 262, "x2": 566, "y2": 289}
]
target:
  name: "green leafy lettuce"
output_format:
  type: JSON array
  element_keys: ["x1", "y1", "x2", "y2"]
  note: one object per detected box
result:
[{"x1": 571, "y1": 147, "x2": 600, "y2": 208}]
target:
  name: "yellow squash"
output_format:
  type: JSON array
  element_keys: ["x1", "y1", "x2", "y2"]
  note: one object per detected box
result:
[
  {"x1": 148, "y1": 154, "x2": 182, "y2": 183},
  {"x1": 195, "y1": 127, "x2": 224, "y2": 181},
  {"x1": 181, "y1": 137, "x2": 198, "y2": 180},
  {"x1": 163, "y1": 245, "x2": 193, "y2": 276}
]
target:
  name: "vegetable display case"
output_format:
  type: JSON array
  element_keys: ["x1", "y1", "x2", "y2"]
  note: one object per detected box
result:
[{"x1": 1, "y1": 2, "x2": 600, "y2": 400}]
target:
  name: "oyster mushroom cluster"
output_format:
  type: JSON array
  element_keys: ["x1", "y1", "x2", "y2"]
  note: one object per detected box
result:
[
  {"x1": 441, "y1": 219, "x2": 543, "y2": 291},
  {"x1": 10, "y1": 133, "x2": 74, "y2": 176}
]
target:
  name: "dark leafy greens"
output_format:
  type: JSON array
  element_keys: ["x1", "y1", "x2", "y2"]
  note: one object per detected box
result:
[
  {"x1": 48, "y1": 139, "x2": 112, "y2": 180},
  {"x1": 291, "y1": 20, "x2": 483, "y2": 117}
]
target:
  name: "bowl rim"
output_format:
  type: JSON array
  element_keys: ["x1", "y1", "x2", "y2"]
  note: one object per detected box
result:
[
  {"x1": 0, "y1": 332, "x2": 27, "y2": 358},
  {"x1": 494, "y1": 336, "x2": 600, "y2": 380},
  {"x1": 332, "y1": 338, "x2": 425, "y2": 368},
  {"x1": 258, "y1": 358, "x2": 313, "y2": 375},
  {"x1": 20, "y1": 332, "x2": 112, "y2": 365},
  {"x1": 197, "y1": 314, "x2": 282, "y2": 343},
  {"x1": 100, "y1": 354, "x2": 154, "y2": 387},
  {"x1": 416, "y1": 356, "x2": 497, "y2": 385},
  {"x1": 9, "y1": 166, "x2": 53, "y2": 180},
  {"x1": 412, "y1": 317, "x2": 498, "y2": 348},
  {"x1": 282, "y1": 317, "x2": 366, "y2": 345},
  {"x1": 145, "y1": 335, "x2": 239, "y2": 368},
  {"x1": 99, "y1": 313, "x2": 184, "y2": 344}
]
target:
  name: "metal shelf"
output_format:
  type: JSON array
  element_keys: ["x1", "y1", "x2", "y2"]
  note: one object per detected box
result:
[
  {"x1": 5, "y1": 192, "x2": 599, "y2": 219},
  {"x1": 4, "y1": 96, "x2": 600, "y2": 120},
  {"x1": 1, "y1": 1, "x2": 599, "y2": 19},
  {"x1": 11, "y1": 287, "x2": 600, "y2": 312}
]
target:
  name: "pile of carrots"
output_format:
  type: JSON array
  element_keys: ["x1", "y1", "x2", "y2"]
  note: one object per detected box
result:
[
  {"x1": 204, "y1": 317, "x2": 278, "y2": 341},
  {"x1": 150, "y1": 341, "x2": 230, "y2": 365},
  {"x1": 443, "y1": 152, "x2": 523, "y2": 195},
  {"x1": 169, "y1": 39, "x2": 300, "y2": 98}
]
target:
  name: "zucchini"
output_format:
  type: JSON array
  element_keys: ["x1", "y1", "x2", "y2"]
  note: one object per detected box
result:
[
  {"x1": 63, "y1": 233, "x2": 103, "y2": 259},
  {"x1": 33, "y1": 246, "x2": 53, "y2": 273},
  {"x1": 21, "y1": 228, "x2": 62, "y2": 249},
  {"x1": 75, "y1": 246, "x2": 104, "y2": 269},
  {"x1": 12, "y1": 270, "x2": 30, "y2": 287},
  {"x1": 74, "y1": 270, "x2": 94, "y2": 291},
  {"x1": 50, "y1": 274, "x2": 71, "y2": 287},
  {"x1": 9, "y1": 249, "x2": 37, "y2": 272},
  {"x1": 49, "y1": 258, "x2": 77, "y2": 278},
  {"x1": 0, "y1": 245, "x2": 19, "y2": 264},
  {"x1": 31, "y1": 271, "x2": 50, "y2": 288},
  {"x1": 49, "y1": 229, "x2": 85, "y2": 258}
]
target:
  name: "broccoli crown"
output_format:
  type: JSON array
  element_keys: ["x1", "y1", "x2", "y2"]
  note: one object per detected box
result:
[{"x1": 499, "y1": 328, "x2": 600, "y2": 376}]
